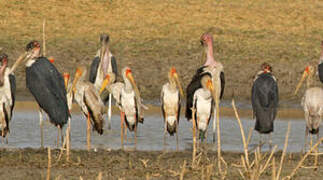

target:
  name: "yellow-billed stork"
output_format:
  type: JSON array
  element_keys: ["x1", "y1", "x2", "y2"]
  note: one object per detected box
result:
[
  {"x1": 0, "y1": 53, "x2": 16, "y2": 143},
  {"x1": 161, "y1": 67, "x2": 184, "y2": 147}
]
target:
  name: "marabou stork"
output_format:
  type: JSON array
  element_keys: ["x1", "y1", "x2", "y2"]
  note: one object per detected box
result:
[
  {"x1": 0, "y1": 53, "x2": 16, "y2": 143},
  {"x1": 251, "y1": 63, "x2": 279, "y2": 148},
  {"x1": 186, "y1": 33, "x2": 225, "y2": 142},
  {"x1": 192, "y1": 72, "x2": 217, "y2": 141},
  {"x1": 318, "y1": 41, "x2": 323, "y2": 83},
  {"x1": 72, "y1": 66, "x2": 106, "y2": 150},
  {"x1": 11, "y1": 41, "x2": 70, "y2": 147},
  {"x1": 160, "y1": 67, "x2": 184, "y2": 147},
  {"x1": 301, "y1": 87, "x2": 323, "y2": 151},
  {"x1": 89, "y1": 34, "x2": 117, "y2": 129},
  {"x1": 118, "y1": 67, "x2": 143, "y2": 148}
]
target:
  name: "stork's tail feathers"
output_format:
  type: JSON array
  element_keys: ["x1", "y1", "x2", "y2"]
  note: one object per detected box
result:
[
  {"x1": 0, "y1": 127, "x2": 9, "y2": 137},
  {"x1": 167, "y1": 123, "x2": 177, "y2": 136},
  {"x1": 93, "y1": 114, "x2": 104, "y2": 135},
  {"x1": 309, "y1": 128, "x2": 319, "y2": 135},
  {"x1": 138, "y1": 116, "x2": 144, "y2": 124}
]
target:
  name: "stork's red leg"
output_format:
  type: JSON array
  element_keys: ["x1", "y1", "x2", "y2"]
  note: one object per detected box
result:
[
  {"x1": 120, "y1": 111, "x2": 124, "y2": 149},
  {"x1": 87, "y1": 112, "x2": 91, "y2": 151},
  {"x1": 134, "y1": 115, "x2": 137, "y2": 150}
]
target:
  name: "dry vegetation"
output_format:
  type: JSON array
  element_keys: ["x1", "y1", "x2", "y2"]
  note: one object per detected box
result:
[{"x1": 0, "y1": 0, "x2": 322, "y2": 100}]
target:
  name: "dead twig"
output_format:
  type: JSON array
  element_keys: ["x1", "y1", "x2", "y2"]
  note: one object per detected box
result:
[
  {"x1": 46, "y1": 147, "x2": 51, "y2": 180},
  {"x1": 276, "y1": 121, "x2": 291, "y2": 180},
  {"x1": 180, "y1": 160, "x2": 186, "y2": 180},
  {"x1": 284, "y1": 137, "x2": 323, "y2": 180}
]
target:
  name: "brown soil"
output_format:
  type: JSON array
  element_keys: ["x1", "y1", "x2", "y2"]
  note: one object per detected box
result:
[
  {"x1": 1, "y1": 0, "x2": 322, "y2": 102},
  {"x1": 0, "y1": 148, "x2": 322, "y2": 180}
]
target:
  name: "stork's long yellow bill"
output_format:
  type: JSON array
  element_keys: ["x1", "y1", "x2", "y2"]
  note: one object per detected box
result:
[
  {"x1": 72, "y1": 68, "x2": 83, "y2": 93},
  {"x1": 63, "y1": 73, "x2": 70, "y2": 90},
  {"x1": 127, "y1": 73, "x2": 140, "y2": 99},
  {"x1": 173, "y1": 73, "x2": 184, "y2": 97},
  {"x1": 206, "y1": 79, "x2": 217, "y2": 102},
  {"x1": 99, "y1": 75, "x2": 111, "y2": 95},
  {"x1": 294, "y1": 68, "x2": 309, "y2": 95}
]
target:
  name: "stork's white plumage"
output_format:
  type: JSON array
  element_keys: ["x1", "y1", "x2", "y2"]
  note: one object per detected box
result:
[
  {"x1": 117, "y1": 67, "x2": 143, "y2": 148},
  {"x1": 161, "y1": 67, "x2": 184, "y2": 148},
  {"x1": 192, "y1": 74, "x2": 215, "y2": 141},
  {"x1": 0, "y1": 53, "x2": 15, "y2": 142}
]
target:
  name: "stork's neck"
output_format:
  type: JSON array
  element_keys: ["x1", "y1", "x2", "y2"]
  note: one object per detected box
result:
[
  {"x1": 168, "y1": 79, "x2": 176, "y2": 91},
  {"x1": 124, "y1": 78, "x2": 133, "y2": 92},
  {"x1": 204, "y1": 41, "x2": 217, "y2": 66},
  {"x1": 0, "y1": 65, "x2": 6, "y2": 86}
]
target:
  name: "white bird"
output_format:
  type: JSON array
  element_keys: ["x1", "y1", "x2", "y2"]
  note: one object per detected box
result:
[
  {"x1": 72, "y1": 66, "x2": 107, "y2": 150},
  {"x1": 0, "y1": 53, "x2": 15, "y2": 143},
  {"x1": 302, "y1": 87, "x2": 323, "y2": 151},
  {"x1": 119, "y1": 67, "x2": 143, "y2": 148},
  {"x1": 192, "y1": 73, "x2": 216, "y2": 141},
  {"x1": 186, "y1": 33, "x2": 225, "y2": 142},
  {"x1": 161, "y1": 67, "x2": 184, "y2": 147}
]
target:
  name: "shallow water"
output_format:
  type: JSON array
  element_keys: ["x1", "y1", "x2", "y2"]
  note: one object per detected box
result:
[{"x1": 1, "y1": 110, "x2": 321, "y2": 152}]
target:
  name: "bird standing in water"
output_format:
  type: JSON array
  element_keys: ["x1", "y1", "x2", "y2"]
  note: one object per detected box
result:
[
  {"x1": 72, "y1": 66, "x2": 107, "y2": 150},
  {"x1": 186, "y1": 33, "x2": 225, "y2": 143},
  {"x1": 160, "y1": 67, "x2": 184, "y2": 148},
  {"x1": 0, "y1": 53, "x2": 16, "y2": 143},
  {"x1": 251, "y1": 63, "x2": 279, "y2": 149},
  {"x1": 11, "y1": 41, "x2": 70, "y2": 147}
]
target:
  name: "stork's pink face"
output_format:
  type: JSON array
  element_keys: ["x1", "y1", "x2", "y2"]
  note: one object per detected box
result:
[
  {"x1": 200, "y1": 33, "x2": 213, "y2": 46},
  {"x1": 0, "y1": 55, "x2": 8, "y2": 67}
]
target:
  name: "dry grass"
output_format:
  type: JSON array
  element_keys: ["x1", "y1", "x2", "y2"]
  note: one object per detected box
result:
[{"x1": 0, "y1": 0, "x2": 323, "y2": 100}]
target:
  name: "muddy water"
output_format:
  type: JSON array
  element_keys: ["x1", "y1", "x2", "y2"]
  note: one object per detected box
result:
[{"x1": 1, "y1": 109, "x2": 321, "y2": 152}]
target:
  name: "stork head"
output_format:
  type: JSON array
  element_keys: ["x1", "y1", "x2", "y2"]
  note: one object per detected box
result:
[
  {"x1": 99, "y1": 73, "x2": 115, "y2": 95},
  {"x1": 201, "y1": 74, "x2": 217, "y2": 102},
  {"x1": 169, "y1": 67, "x2": 184, "y2": 97},
  {"x1": 0, "y1": 53, "x2": 8, "y2": 67},
  {"x1": 200, "y1": 33, "x2": 213, "y2": 47},
  {"x1": 26, "y1": 40, "x2": 41, "y2": 59},
  {"x1": 261, "y1": 62, "x2": 272, "y2": 73},
  {"x1": 100, "y1": 34, "x2": 110, "y2": 46},
  {"x1": 122, "y1": 66, "x2": 140, "y2": 98},
  {"x1": 294, "y1": 65, "x2": 315, "y2": 95},
  {"x1": 63, "y1": 72, "x2": 70, "y2": 90},
  {"x1": 71, "y1": 66, "x2": 86, "y2": 94}
]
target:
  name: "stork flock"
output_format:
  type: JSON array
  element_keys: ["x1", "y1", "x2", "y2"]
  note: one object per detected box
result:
[{"x1": 0, "y1": 33, "x2": 322, "y2": 152}]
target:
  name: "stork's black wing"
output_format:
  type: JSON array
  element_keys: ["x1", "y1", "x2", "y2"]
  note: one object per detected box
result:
[
  {"x1": 318, "y1": 62, "x2": 323, "y2": 83},
  {"x1": 26, "y1": 57, "x2": 69, "y2": 127},
  {"x1": 251, "y1": 73, "x2": 279, "y2": 134},
  {"x1": 9, "y1": 74, "x2": 16, "y2": 115},
  {"x1": 185, "y1": 66, "x2": 211, "y2": 120},
  {"x1": 89, "y1": 56, "x2": 100, "y2": 83},
  {"x1": 220, "y1": 71, "x2": 225, "y2": 99}
]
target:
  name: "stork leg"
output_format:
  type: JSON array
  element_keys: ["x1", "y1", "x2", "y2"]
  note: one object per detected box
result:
[
  {"x1": 176, "y1": 118, "x2": 179, "y2": 151},
  {"x1": 1, "y1": 117, "x2": 4, "y2": 144},
  {"x1": 134, "y1": 116, "x2": 137, "y2": 150},
  {"x1": 107, "y1": 93, "x2": 112, "y2": 130},
  {"x1": 57, "y1": 125, "x2": 63, "y2": 148},
  {"x1": 269, "y1": 133, "x2": 272, "y2": 150},
  {"x1": 39, "y1": 110, "x2": 44, "y2": 148},
  {"x1": 87, "y1": 112, "x2": 91, "y2": 151},
  {"x1": 120, "y1": 111, "x2": 124, "y2": 149},
  {"x1": 304, "y1": 127, "x2": 309, "y2": 153},
  {"x1": 163, "y1": 114, "x2": 167, "y2": 150},
  {"x1": 212, "y1": 106, "x2": 216, "y2": 143}
]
